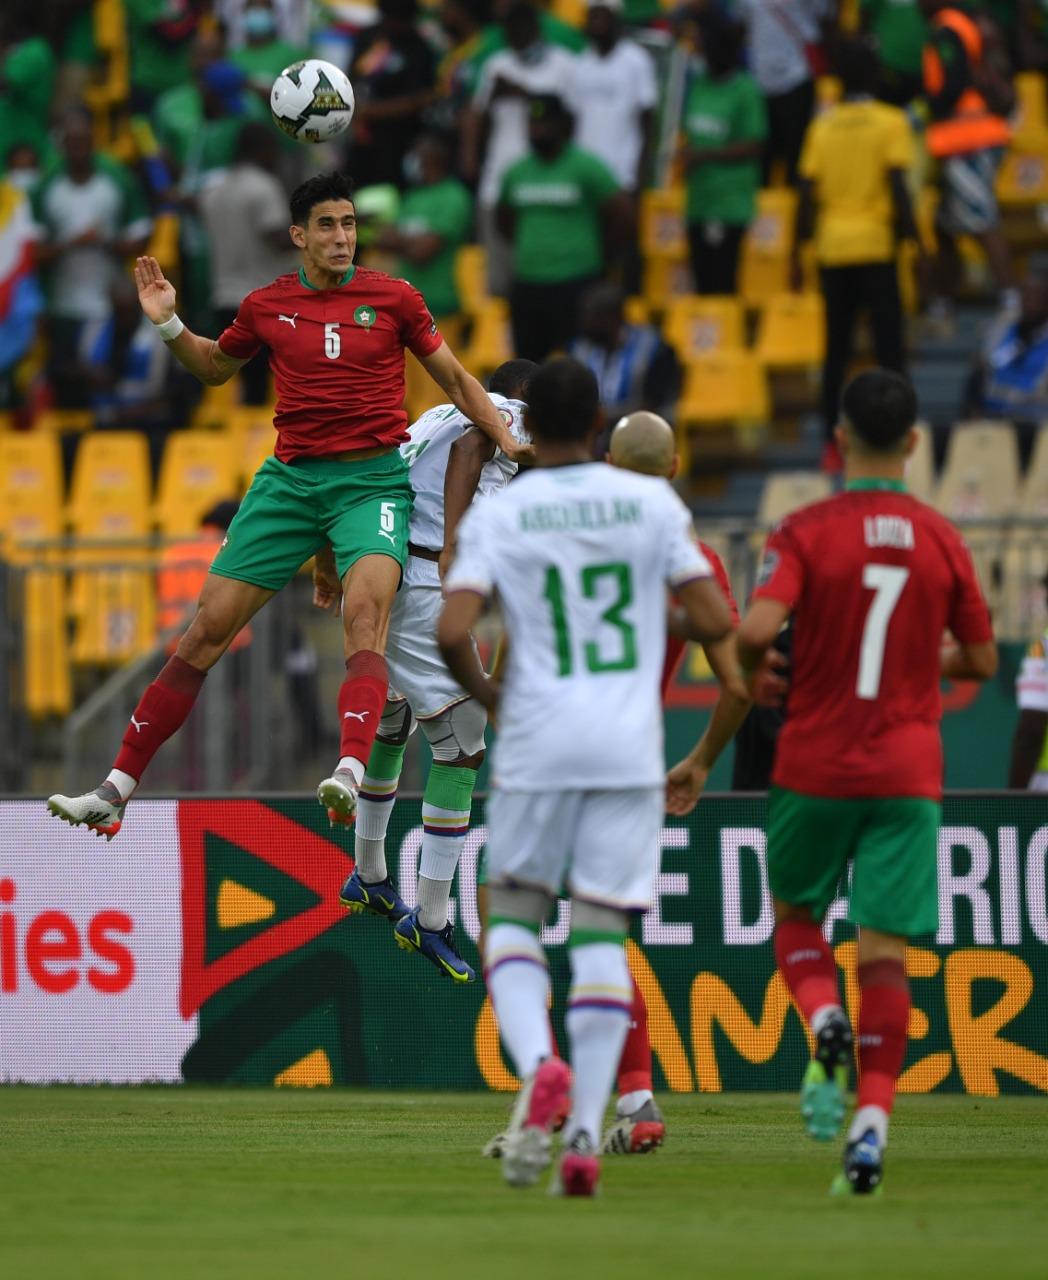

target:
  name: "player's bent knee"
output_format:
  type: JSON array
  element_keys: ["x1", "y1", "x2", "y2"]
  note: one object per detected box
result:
[
  {"x1": 487, "y1": 885, "x2": 552, "y2": 926},
  {"x1": 378, "y1": 700, "x2": 416, "y2": 745},
  {"x1": 570, "y1": 900, "x2": 629, "y2": 939},
  {"x1": 420, "y1": 698, "x2": 488, "y2": 762}
]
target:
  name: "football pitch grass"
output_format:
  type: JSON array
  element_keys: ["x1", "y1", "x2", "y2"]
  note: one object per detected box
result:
[{"x1": 0, "y1": 1090, "x2": 1045, "y2": 1280}]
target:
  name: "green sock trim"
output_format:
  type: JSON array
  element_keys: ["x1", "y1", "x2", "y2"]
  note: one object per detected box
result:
[
  {"x1": 568, "y1": 928, "x2": 627, "y2": 948},
  {"x1": 365, "y1": 738, "x2": 406, "y2": 782},
  {"x1": 488, "y1": 915, "x2": 542, "y2": 935},
  {"x1": 423, "y1": 762, "x2": 478, "y2": 811}
]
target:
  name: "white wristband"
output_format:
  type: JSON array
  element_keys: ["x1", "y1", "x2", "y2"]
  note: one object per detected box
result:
[{"x1": 154, "y1": 314, "x2": 184, "y2": 342}]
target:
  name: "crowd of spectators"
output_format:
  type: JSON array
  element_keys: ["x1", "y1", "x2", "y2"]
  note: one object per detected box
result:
[{"x1": 2, "y1": 0, "x2": 1048, "y2": 468}]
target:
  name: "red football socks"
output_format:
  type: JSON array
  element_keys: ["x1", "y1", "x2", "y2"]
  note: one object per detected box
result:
[
  {"x1": 774, "y1": 919, "x2": 841, "y2": 1027},
  {"x1": 338, "y1": 650, "x2": 389, "y2": 761},
  {"x1": 113, "y1": 655, "x2": 207, "y2": 782},
  {"x1": 617, "y1": 972, "x2": 653, "y2": 1096},
  {"x1": 856, "y1": 959, "x2": 910, "y2": 1114}
]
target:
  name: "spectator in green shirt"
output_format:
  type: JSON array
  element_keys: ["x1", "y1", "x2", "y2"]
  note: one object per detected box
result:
[
  {"x1": 125, "y1": 0, "x2": 204, "y2": 110},
  {"x1": 0, "y1": 6, "x2": 57, "y2": 175},
  {"x1": 861, "y1": 0, "x2": 928, "y2": 104},
  {"x1": 378, "y1": 132, "x2": 474, "y2": 321},
  {"x1": 679, "y1": 11, "x2": 765, "y2": 295},
  {"x1": 498, "y1": 93, "x2": 628, "y2": 360},
  {"x1": 230, "y1": 0, "x2": 309, "y2": 94}
]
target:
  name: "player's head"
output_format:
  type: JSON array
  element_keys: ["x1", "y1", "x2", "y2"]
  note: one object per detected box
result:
[
  {"x1": 607, "y1": 411, "x2": 679, "y2": 480},
  {"x1": 835, "y1": 36, "x2": 879, "y2": 97},
  {"x1": 289, "y1": 172, "x2": 357, "y2": 274},
  {"x1": 524, "y1": 357, "x2": 600, "y2": 446},
  {"x1": 488, "y1": 359, "x2": 537, "y2": 400},
  {"x1": 837, "y1": 369, "x2": 918, "y2": 459}
]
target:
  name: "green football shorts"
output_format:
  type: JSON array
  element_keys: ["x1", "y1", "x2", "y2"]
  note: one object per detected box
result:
[
  {"x1": 766, "y1": 786, "x2": 941, "y2": 938},
  {"x1": 210, "y1": 451, "x2": 413, "y2": 591}
]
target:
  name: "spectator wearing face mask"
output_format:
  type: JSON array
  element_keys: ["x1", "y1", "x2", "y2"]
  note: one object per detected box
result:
[{"x1": 378, "y1": 132, "x2": 474, "y2": 325}]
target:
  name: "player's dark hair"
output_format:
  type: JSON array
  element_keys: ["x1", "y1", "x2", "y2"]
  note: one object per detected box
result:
[
  {"x1": 289, "y1": 172, "x2": 356, "y2": 227},
  {"x1": 841, "y1": 369, "x2": 918, "y2": 452},
  {"x1": 488, "y1": 359, "x2": 538, "y2": 398},
  {"x1": 524, "y1": 357, "x2": 599, "y2": 441}
]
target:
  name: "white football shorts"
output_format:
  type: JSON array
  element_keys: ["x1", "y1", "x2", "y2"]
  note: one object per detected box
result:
[
  {"x1": 385, "y1": 578, "x2": 474, "y2": 720},
  {"x1": 484, "y1": 787, "x2": 665, "y2": 911}
]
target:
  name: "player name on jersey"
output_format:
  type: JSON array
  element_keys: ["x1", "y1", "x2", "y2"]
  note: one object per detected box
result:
[
  {"x1": 864, "y1": 515, "x2": 915, "y2": 550},
  {"x1": 518, "y1": 497, "x2": 642, "y2": 533}
]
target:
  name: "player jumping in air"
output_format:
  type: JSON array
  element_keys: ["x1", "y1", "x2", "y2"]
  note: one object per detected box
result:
[
  {"x1": 320, "y1": 359, "x2": 535, "y2": 981},
  {"x1": 478, "y1": 409, "x2": 746, "y2": 1157},
  {"x1": 438, "y1": 359, "x2": 743, "y2": 1196},
  {"x1": 47, "y1": 172, "x2": 523, "y2": 839},
  {"x1": 735, "y1": 370, "x2": 997, "y2": 1195}
]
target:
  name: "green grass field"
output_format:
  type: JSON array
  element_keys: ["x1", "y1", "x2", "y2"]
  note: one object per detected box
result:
[{"x1": 0, "y1": 1090, "x2": 1045, "y2": 1280}]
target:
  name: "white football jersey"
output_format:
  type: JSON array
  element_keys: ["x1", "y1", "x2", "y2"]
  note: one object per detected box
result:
[
  {"x1": 401, "y1": 394, "x2": 529, "y2": 560},
  {"x1": 446, "y1": 462, "x2": 713, "y2": 790}
]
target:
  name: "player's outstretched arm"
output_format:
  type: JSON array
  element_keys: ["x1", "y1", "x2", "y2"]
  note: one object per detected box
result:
[
  {"x1": 134, "y1": 256, "x2": 247, "y2": 387},
  {"x1": 666, "y1": 633, "x2": 751, "y2": 816},
  {"x1": 438, "y1": 590, "x2": 498, "y2": 711},
  {"x1": 439, "y1": 427, "x2": 496, "y2": 581},
  {"x1": 419, "y1": 343, "x2": 531, "y2": 461}
]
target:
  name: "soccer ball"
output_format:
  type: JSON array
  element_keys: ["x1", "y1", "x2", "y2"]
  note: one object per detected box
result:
[{"x1": 270, "y1": 59, "x2": 355, "y2": 144}]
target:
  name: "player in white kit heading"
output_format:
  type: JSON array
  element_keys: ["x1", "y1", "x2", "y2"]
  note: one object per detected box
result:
[
  {"x1": 336, "y1": 360, "x2": 536, "y2": 984},
  {"x1": 438, "y1": 357, "x2": 741, "y2": 1196}
]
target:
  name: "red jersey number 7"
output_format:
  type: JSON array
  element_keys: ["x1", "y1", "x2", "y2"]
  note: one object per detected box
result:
[{"x1": 857, "y1": 564, "x2": 910, "y2": 700}]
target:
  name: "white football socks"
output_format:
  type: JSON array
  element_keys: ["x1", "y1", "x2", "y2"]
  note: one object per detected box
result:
[
  {"x1": 105, "y1": 769, "x2": 137, "y2": 803},
  {"x1": 353, "y1": 771, "x2": 398, "y2": 883},
  {"x1": 564, "y1": 941, "x2": 632, "y2": 1148},
  {"x1": 848, "y1": 1104, "x2": 889, "y2": 1148},
  {"x1": 484, "y1": 922, "x2": 552, "y2": 1081}
]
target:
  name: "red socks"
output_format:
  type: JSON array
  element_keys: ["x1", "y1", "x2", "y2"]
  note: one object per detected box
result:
[
  {"x1": 338, "y1": 650, "x2": 389, "y2": 762},
  {"x1": 856, "y1": 959, "x2": 910, "y2": 1114},
  {"x1": 617, "y1": 972, "x2": 653, "y2": 1096},
  {"x1": 774, "y1": 919, "x2": 841, "y2": 1025},
  {"x1": 113, "y1": 655, "x2": 206, "y2": 782}
]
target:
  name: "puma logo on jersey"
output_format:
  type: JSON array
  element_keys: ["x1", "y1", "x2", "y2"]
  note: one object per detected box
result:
[
  {"x1": 377, "y1": 529, "x2": 397, "y2": 546},
  {"x1": 130, "y1": 715, "x2": 149, "y2": 733},
  {"x1": 278, "y1": 313, "x2": 298, "y2": 328},
  {"x1": 343, "y1": 710, "x2": 370, "y2": 722}
]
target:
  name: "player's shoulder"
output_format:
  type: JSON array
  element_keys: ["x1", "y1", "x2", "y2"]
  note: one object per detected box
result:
[{"x1": 243, "y1": 272, "x2": 304, "y2": 304}]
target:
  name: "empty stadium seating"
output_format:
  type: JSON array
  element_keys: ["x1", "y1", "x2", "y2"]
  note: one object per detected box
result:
[
  {"x1": 754, "y1": 293, "x2": 825, "y2": 370},
  {"x1": 154, "y1": 430, "x2": 239, "y2": 536},
  {"x1": 905, "y1": 423, "x2": 936, "y2": 505},
  {"x1": 936, "y1": 422, "x2": 1022, "y2": 520},
  {"x1": 0, "y1": 433, "x2": 64, "y2": 548},
  {"x1": 757, "y1": 472, "x2": 833, "y2": 526},
  {"x1": 1020, "y1": 428, "x2": 1048, "y2": 519},
  {"x1": 454, "y1": 245, "x2": 489, "y2": 316},
  {"x1": 739, "y1": 189, "x2": 797, "y2": 308},
  {"x1": 664, "y1": 296, "x2": 745, "y2": 361}
]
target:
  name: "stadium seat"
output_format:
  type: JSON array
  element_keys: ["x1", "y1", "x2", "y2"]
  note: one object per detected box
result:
[
  {"x1": 639, "y1": 187, "x2": 687, "y2": 261},
  {"x1": 0, "y1": 432, "x2": 64, "y2": 548},
  {"x1": 936, "y1": 421, "x2": 1021, "y2": 519},
  {"x1": 68, "y1": 431, "x2": 152, "y2": 539},
  {"x1": 624, "y1": 296, "x2": 649, "y2": 326},
  {"x1": 754, "y1": 292, "x2": 825, "y2": 370},
  {"x1": 147, "y1": 212, "x2": 181, "y2": 276},
  {"x1": 69, "y1": 547, "x2": 157, "y2": 667},
  {"x1": 664, "y1": 295, "x2": 745, "y2": 362},
  {"x1": 757, "y1": 471, "x2": 833, "y2": 526},
  {"x1": 997, "y1": 528, "x2": 1048, "y2": 640},
  {"x1": 23, "y1": 562, "x2": 72, "y2": 717},
  {"x1": 905, "y1": 422, "x2": 936, "y2": 505},
  {"x1": 460, "y1": 298, "x2": 512, "y2": 381},
  {"x1": 154, "y1": 430, "x2": 239, "y2": 536},
  {"x1": 193, "y1": 376, "x2": 242, "y2": 430},
  {"x1": 1012, "y1": 72, "x2": 1048, "y2": 142},
  {"x1": 222, "y1": 407, "x2": 275, "y2": 490},
  {"x1": 454, "y1": 245, "x2": 489, "y2": 315},
  {"x1": 739, "y1": 189, "x2": 797, "y2": 307},
  {"x1": 997, "y1": 142, "x2": 1048, "y2": 208},
  {"x1": 642, "y1": 255, "x2": 695, "y2": 314},
  {"x1": 675, "y1": 351, "x2": 770, "y2": 472},
  {"x1": 1020, "y1": 427, "x2": 1048, "y2": 518},
  {"x1": 34, "y1": 409, "x2": 95, "y2": 436}
]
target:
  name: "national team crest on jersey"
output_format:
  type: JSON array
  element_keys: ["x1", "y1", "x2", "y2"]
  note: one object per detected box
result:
[
  {"x1": 354, "y1": 305, "x2": 376, "y2": 329},
  {"x1": 756, "y1": 549, "x2": 779, "y2": 587}
]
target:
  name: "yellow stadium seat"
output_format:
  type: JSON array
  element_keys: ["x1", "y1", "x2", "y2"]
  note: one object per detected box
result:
[
  {"x1": 1020, "y1": 427, "x2": 1048, "y2": 518},
  {"x1": 69, "y1": 547, "x2": 157, "y2": 667},
  {"x1": 624, "y1": 297, "x2": 649, "y2": 326},
  {"x1": 997, "y1": 141, "x2": 1048, "y2": 208},
  {"x1": 460, "y1": 298, "x2": 512, "y2": 381},
  {"x1": 34, "y1": 409, "x2": 94, "y2": 436},
  {"x1": 68, "y1": 431, "x2": 151, "y2": 539},
  {"x1": 24, "y1": 562, "x2": 72, "y2": 717},
  {"x1": 642, "y1": 255, "x2": 695, "y2": 314},
  {"x1": 223, "y1": 406, "x2": 276, "y2": 489},
  {"x1": 755, "y1": 292, "x2": 825, "y2": 370},
  {"x1": 640, "y1": 187, "x2": 687, "y2": 261},
  {"x1": 147, "y1": 212, "x2": 181, "y2": 276},
  {"x1": 739, "y1": 189, "x2": 797, "y2": 307},
  {"x1": 0, "y1": 412, "x2": 13, "y2": 432},
  {"x1": 0, "y1": 432, "x2": 64, "y2": 549},
  {"x1": 664, "y1": 295, "x2": 745, "y2": 361},
  {"x1": 677, "y1": 350, "x2": 769, "y2": 429},
  {"x1": 193, "y1": 376, "x2": 242, "y2": 430},
  {"x1": 454, "y1": 245, "x2": 489, "y2": 315},
  {"x1": 155, "y1": 430, "x2": 239, "y2": 536},
  {"x1": 936, "y1": 421, "x2": 1020, "y2": 519},
  {"x1": 758, "y1": 471, "x2": 833, "y2": 526},
  {"x1": 998, "y1": 529, "x2": 1048, "y2": 641},
  {"x1": 1012, "y1": 73, "x2": 1048, "y2": 141}
]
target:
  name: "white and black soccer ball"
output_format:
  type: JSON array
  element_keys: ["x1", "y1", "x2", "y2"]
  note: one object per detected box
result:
[{"x1": 270, "y1": 59, "x2": 355, "y2": 144}]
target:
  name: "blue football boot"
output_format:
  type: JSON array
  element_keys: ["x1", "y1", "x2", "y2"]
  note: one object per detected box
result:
[
  {"x1": 339, "y1": 870, "x2": 409, "y2": 923},
  {"x1": 393, "y1": 908, "x2": 476, "y2": 983},
  {"x1": 831, "y1": 1128, "x2": 885, "y2": 1197}
]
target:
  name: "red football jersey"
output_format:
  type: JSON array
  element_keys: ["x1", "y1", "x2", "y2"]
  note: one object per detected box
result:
[
  {"x1": 218, "y1": 266, "x2": 443, "y2": 462},
  {"x1": 661, "y1": 540, "x2": 740, "y2": 697},
  {"x1": 753, "y1": 482, "x2": 993, "y2": 800}
]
